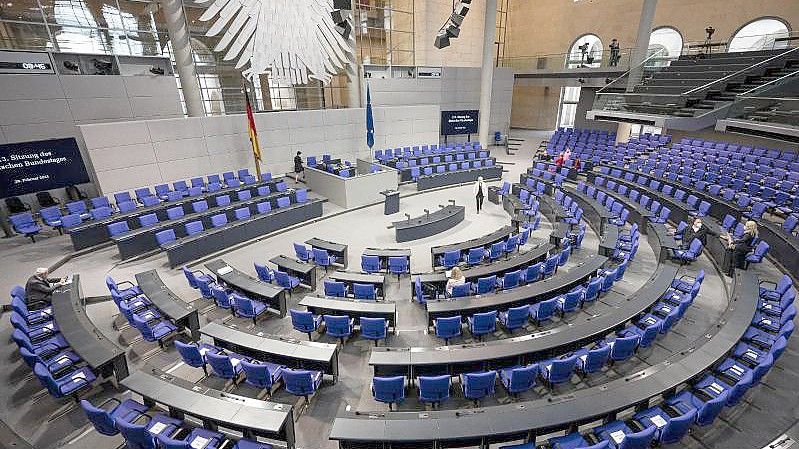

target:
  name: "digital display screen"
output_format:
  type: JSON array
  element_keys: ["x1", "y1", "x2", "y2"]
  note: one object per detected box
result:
[
  {"x1": 0, "y1": 138, "x2": 91, "y2": 197},
  {"x1": 441, "y1": 110, "x2": 479, "y2": 135}
]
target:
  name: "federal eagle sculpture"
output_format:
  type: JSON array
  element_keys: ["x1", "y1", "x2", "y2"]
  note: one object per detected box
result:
[{"x1": 196, "y1": 0, "x2": 353, "y2": 84}]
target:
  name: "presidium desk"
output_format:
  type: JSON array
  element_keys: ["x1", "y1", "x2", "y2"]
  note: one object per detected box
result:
[{"x1": 392, "y1": 204, "x2": 465, "y2": 243}]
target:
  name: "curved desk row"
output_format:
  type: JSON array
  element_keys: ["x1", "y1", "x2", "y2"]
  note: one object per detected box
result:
[
  {"x1": 417, "y1": 242, "x2": 554, "y2": 298},
  {"x1": 430, "y1": 225, "x2": 514, "y2": 267},
  {"x1": 331, "y1": 270, "x2": 758, "y2": 448},
  {"x1": 417, "y1": 166, "x2": 503, "y2": 191},
  {"x1": 135, "y1": 270, "x2": 200, "y2": 341},
  {"x1": 372, "y1": 261, "x2": 678, "y2": 378},
  {"x1": 52, "y1": 275, "x2": 128, "y2": 382},
  {"x1": 328, "y1": 271, "x2": 386, "y2": 298},
  {"x1": 425, "y1": 254, "x2": 608, "y2": 325},
  {"x1": 395, "y1": 155, "x2": 493, "y2": 181},
  {"x1": 362, "y1": 248, "x2": 411, "y2": 272},
  {"x1": 305, "y1": 238, "x2": 348, "y2": 268},
  {"x1": 122, "y1": 367, "x2": 296, "y2": 448},
  {"x1": 205, "y1": 260, "x2": 287, "y2": 318},
  {"x1": 199, "y1": 321, "x2": 339, "y2": 381},
  {"x1": 393, "y1": 205, "x2": 465, "y2": 243},
  {"x1": 113, "y1": 190, "x2": 293, "y2": 260},
  {"x1": 298, "y1": 295, "x2": 398, "y2": 329},
  {"x1": 164, "y1": 199, "x2": 324, "y2": 268},
  {"x1": 554, "y1": 186, "x2": 618, "y2": 257},
  {"x1": 68, "y1": 178, "x2": 283, "y2": 250}
]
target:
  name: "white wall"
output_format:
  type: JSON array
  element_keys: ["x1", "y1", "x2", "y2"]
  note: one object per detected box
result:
[
  {"x1": 367, "y1": 67, "x2": 515, "y2": 136},
  {"x1": 78, "y1": 105, "x2": 440, "y2": 195}
]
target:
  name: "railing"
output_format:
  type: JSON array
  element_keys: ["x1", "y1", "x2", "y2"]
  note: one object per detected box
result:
[
  {"x1": 723, "y1": 67, "x2": 799, "y2": 125},
  {"x1": 682, "y1": 46, "x2": 799, "y2": 96},
  {"x1": 683, "y1": 30, "x2": 799, "y2": 56},
  {"x1": 499, "y1": 47, "x2": 638, "y2": 72},
  {"x1": 591, "y1": 48, "x2": 677, "y2": 113}
]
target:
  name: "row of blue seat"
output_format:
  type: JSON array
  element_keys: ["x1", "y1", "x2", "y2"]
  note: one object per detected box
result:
[
  {"x1": 437, "y1": 227, "x2": 532, "y2": 270},
  {"x1": 287, "y1": 309, "x2": 390, "y2": 343},
  {"x1": 105, "y1": 276, "x2": 180, "y2": 347},
  {"x1": 500, "y1": 274, "x2": 795, "y2": 449},
  {"x1": 375, "y1": 142, "x2": 482, "y2": 162},
  {"x1": 371, "y1": 269, "x2": 702, "y2": 409},
  {"x1": 407, "y1": 158, "x2": 496, "y2": 179},
  {"x1": 8, "y1": 287, "x2": 98, "y2": 400},
  {"x1": 81, "y1": 396, "x2": 272, "y2": 449}
]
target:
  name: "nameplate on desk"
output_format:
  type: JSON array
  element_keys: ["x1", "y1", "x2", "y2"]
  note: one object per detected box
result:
[{"x1": 217, "y1": 266, "x2": 233, "y2": 275}]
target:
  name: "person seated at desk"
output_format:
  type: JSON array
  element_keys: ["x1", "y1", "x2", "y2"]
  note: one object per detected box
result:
[
  {"x1": 682, "y1": 218, "x2": 709, "y2": 249},
  {"x1": 446, "y1": 267, "x2": 466, "y2": 298},
  {"x1": 727, "y1": 220, "x2": 758, "y2": 269},
  {"x1": 25, "y1": 267, "x2": 66, "y2": 310}
]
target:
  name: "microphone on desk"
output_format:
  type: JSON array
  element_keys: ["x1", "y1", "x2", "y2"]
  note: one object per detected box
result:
[
  {"x1": 424, "y1": 209, "x2": 430, "y2": 217},
  {"x1": 448, "y1": 199, "x2": 455, "y2": 206},
  {"x1": 405, "y1": 213, "x2": 411, "y2": 222}
]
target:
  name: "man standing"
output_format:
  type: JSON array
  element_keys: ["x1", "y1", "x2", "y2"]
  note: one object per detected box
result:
[
  {"x1": 609, "y1": 39, "x2": 620, "y2": 66},
  {"x1": 25, "y1": 267, "x2": 65, "y2": 310},
  {"x1": 473, "y1": 176, "x2": 486, "y2": 214},
  {"x1": 293, "y1": 151, "x2": 305, "y2": 182}
]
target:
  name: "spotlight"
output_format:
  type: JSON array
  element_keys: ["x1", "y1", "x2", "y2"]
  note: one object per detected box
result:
[
  {"x1": 91, "y1": 58, "x2": 112, "y2": 75},
  {"x1": 149, "y1": 66, "x2": 164, "y2": 75},
  {"x1": 454, "y1": 3, "x2": 469, "y2": 16},
  {"x1": 434, "y1": 32, "x2": 450, "y2": 49},
  {"x1": 450, "y1": 12, "x2": 465, "y2": 26},
  {"x1": 63, "y1": 60, "x2": 79, "y2": 72},
  {"x1": 445, "y1": 24, "x2": 460, "y2": 38},
  {"x1": 335, "y1": 21, "x2": 352, "y2": 39},
  {"x1": 331, "y1": 9, "x2": 346, "y2": 25},
  {"x1": 332, "y1": 0, "x2": 351, "y2": 9}
]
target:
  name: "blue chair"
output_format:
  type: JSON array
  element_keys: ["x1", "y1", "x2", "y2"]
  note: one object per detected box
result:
[
  {"x1": 175, "y1": 340, "x2": 218, "y2": 376},
  {"x1": 450, "y1": 282, "x2": 471, "y2": 298},
  {"x1": 313, "y1": 248, "x2": 336, "y2": 272},
  {"x1": 414, "y1": 276, "x2": 432, "y2": 304},
  {"x1": 294, "y1": 243, "x2": 314, "y2": 262},
  {"x1": 254, "y1": 263, "x2": 274, "y2": 283},
  {"x1": 353, "y1": 283, "x2": 376, "y2": 300},
  {"x1": 529, "y1": 298, "x2": 557, "y2": 325},
  {"x1": 324, "y1": 280, "x2": 347, "y2": 297},
  {"x1": 290, "y1": 309, "x2": 323, "y2": 340},
  {"x1": 468, "y1": 310, "x2": 497, "y2": 341},
  {"x1": 474, "y1": 275, "x2": 497, "y2": 294},
  {"x1": 118, "y1": 200, "x2": 138, "y2": 212},
  {"x1": 166, "y1": 206, "x2": 184, "y2": 220},
  {"x1": 10, "y1": 213, "x2": 41, "y2": 242},
  {"x1": 234, "y1": 207, "x2": 251, "y2": 220},
  {"x1": 498, "y1": 305, "x2": 530, "y2": 332},
  {"x1": 234, "y1": 296, "x2": 268, "y2": 325},
  {"x1": 324, "y1": 314, "x2": 355, "y2": 343},
  {"x1": 541, "y1": 354, "x2": 577, "y2": 387},
  {"x1": 621, "y1": 321, "x2": 662, "y2": 349},
  {"x1": 211, "y1": 285, "x2": 234, "y2": 310},
  {"x1": 593, "y1": 421, "x2": 657, "y2": 449},
  {"x1": 557, "y1": 288, "x2": 583, "y2": 315},
  {"x1": 132, "y1": 313, "x2": 177, "y2": 347},
  {"x1": 181, "y1": 266, "x2": 213, "y2": 290},
  {"x1": 574, "y1": 344, "x2": 611, "y2": 376},
  {"x1": 499, "y1": 364, "x2": 538, "y2": 396},
  {"x1": 486, "y1": 242, "x2": 505, "y2": 261},
  {"x1": 440, "y1": 250, "x2": 461, "y2": 269},
  {"x1": 34, "y1": 362, "x2": 96, "y2": 399},
  {"x1": 275, "y1": 270, "x2": 300, "y2": 296},
  {"x1": 542, "y1": 254, "x2": 559, "y2": 277},
  {"x1": 546, "y1": 435, "x2": 609, "y2": 449},
  {"x1": 210, "y1": 213, "x2": 228, "y2": 228},
  {"x1": 671, "y1": 238, "x2": 702, "y2": 264},
  {"x1": 418, "y1": 375, "x2": 450, "y2": 407},
  {"x1": 609, "y1": 335, "x2": 640, "y2": 363},
  {"x1": 498, "y1": 270, "x2": 521, "y2": 290},
  {"x1": 116, "y1": 413, "x2": 181, "y2": 449},
  {"x1": 360, "y1": 317, "x2": 389, "y2": 345},
  {"x1": 461, "y1": 370, "x2": 497, "y2": 404},
  {"x1": 185, "y1": 220, "x2": 204, "y2": 235},
  {"x1": 81, "y1": 398, "x2": 149, "y2": 436},
  {"x1": 39, "y1": 206, "x2": 63, "y2": 233},
  {"x1": 206, "y1": 351, "x2": 248, "y2": 384},
  {"x1": 465, "y1": 247, "x2": 484, "y2": 265},
  {"x1": 282, "y1": 368, "x2": 323, "y2": 400},
  {"x1": 665, "y1": 389, "x2": 729, "y2": 427},
  {"x1": 504, "y1": 235, "x2": 520, "y2": 255},
  {"x1": 634, "y1": 406, "x2": 695, "y2": 444},
  {"x1": 434, "y1": 315, "x2": 462, "y2": 344},
  {"x1": 372, "y1": 375, "x2": 405, "y2": 409},
  {"x1": 106, "y1": 275, "x2": 141, "y2": 300},
  {"x1": 522, "y1": 263, "x2": 543, "y2": 283},
  {"x1": 241, "y1": 360, "x2": 285, "y2": 395},
  {"x1": 746, "y1": 240, "x2": 770, "y2": 267},
  {"x1": 361, "y1": 255, "x2": 381, "y2": 273},
  {"x1": 388, "y1": 256, "x2": 409, "y2": 279}
]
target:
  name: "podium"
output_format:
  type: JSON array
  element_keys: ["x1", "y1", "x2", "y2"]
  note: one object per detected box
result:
[{"x1": 381, "y1": 190, "x2": 400, "y2": 215}]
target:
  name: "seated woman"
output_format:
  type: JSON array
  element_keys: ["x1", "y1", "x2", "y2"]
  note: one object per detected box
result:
[
  {"x1": 445, "y1": 267, "x2": 466, "y2": 297},
  {"x1": 728, "y1": 220, "x2": 758, "y2": 269}
]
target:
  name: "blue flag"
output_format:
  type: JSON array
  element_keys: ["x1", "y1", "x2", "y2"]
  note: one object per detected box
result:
[{"x1": 366, "y1": 84, "x2": 375, "y2": 149}]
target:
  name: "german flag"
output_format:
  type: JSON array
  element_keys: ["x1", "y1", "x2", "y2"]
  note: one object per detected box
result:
[{"x1": 244, "y1": 88, "x2": 261, "y2": 162}]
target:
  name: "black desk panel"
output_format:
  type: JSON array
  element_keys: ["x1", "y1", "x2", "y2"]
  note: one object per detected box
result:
[
  {"x1": 363, "y1": 248, "x2": 411, "y2": 271},
  {"x1": 135, "y1": 270, "x2": 200, "y2": 340},
  {"x1": 417, "y1": 166, "x2": 503, "y2": 191},
  {"x1": 205, "y1": 260, "x2": 287, "y2": 318},
  {"x1": 298, "y1": 296, "x2": 398, "y2": 329},
  {"x1": 306, "y1": 238, "x2": 348, "y2": 268},
  {"x1": 200, "y1": 321, "x2": 339, "y2": 380},
  {"x1": 393, "y1": 205, "x2": 465, "y2": 243},
  {"x1": 328, "y1": 271, "x2": 386, "y2": 298},
  {"x1": 562, "y1": 185, "x2": 613, "y2": 236},
  {"x1": 164, "y1": 199, "x2": 323, "y2": 268},
  {"x1": 430, "y1": 225, "x2": 513, "y2": 267},
  {"x1": 122, "y1": 367, "x2": 295, "y2": 447},
  {"x1": 52, "y1": 275, "x2": 128, "y2": 382},
  {"x1": 332, "y1": 270, "x2": 758, "y2": 448},
  {"x1": 68, "y1": 179, "x2": 282, "y2": 250},
  {"x1": 425, "y1": 255, "x2": 608, "y2": 325},
  {"x1": 270, "y1": 255, "x2": 317, "y2": 290}
]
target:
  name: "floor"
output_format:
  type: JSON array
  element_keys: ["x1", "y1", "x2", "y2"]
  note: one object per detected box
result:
[{"x1": 0, "y1": 129, "x2": 796, "y2": 449}]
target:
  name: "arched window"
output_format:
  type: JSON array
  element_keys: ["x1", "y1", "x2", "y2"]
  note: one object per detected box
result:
[
  {"x1": 567, "y1": 34, "x2": 603, "y2": 68},
  {"x1": 729, "y1": 18, "x2": 790, "y2": 52},
  {"x1": 648, "y1": 27, "x2": 683, "y2": 58}
]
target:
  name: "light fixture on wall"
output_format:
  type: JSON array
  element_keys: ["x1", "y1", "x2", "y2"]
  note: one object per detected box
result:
[
  {"x1": 434, "y1": 1, "x2": 470, "y2": 49},
  {"x1": 149, "y1": 66, "x2": 165, "y2": 75}
]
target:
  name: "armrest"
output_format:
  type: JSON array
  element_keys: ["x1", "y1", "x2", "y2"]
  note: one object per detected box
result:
[
  {"x1": 98, "y1": 397, "x2": 122, "y2": 411},
  {"x1": 759, "y1": 280, "x2": 777, "y2": 289},
  {"x1": 129, "y1": 410, "x2": 152, "y2": 425},
  {"x1": 116, "y1": 280, "x2": 137, "y2": 290},
  {"x1": 191, "y1": 269, "x2": 206, "y2": 277}
]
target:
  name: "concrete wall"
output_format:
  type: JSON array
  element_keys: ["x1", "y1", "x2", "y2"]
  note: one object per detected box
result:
[
  {"x1": 0, "y1": 72, "x2": 182, "y2": 207},
  {"x1": 573, "y1": 88, "x2": 618, "y2": 132},
  {"x1": 367, "y1": 67, "x2": 514, "y2": 136},
  {"x1": 78, "y1": 105, "x2": 439, "y2": 195},
  {"x1": 504, "y1": 0, "x2": 799, "y2": 130}
]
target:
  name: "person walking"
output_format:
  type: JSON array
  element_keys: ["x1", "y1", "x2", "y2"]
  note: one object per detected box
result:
[
  {"x1": 293, "y1": 151, "x2": 304, "y2": 182},
  {"x1": 473, "y1": 176, "x2": 486, "y2": 214}
]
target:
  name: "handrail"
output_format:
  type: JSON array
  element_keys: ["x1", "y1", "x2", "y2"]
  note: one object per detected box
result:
[
  {"x1": 738, "y1": 68, "x2": 799, "y2": 96},
  {"x1": 681, "y1": 46, "x2": 799, "y2": 96},
  {"x1": 596, "y1": 47, "x2": 668, "y2": 95}
]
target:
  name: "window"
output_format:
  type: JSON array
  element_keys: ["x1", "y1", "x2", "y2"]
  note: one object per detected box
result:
[
  {"x1": 649, "y1": 27, "x2": 682, "y2": 59},
  {"x1": 354, "y1": 0, "x2": 414, "y2": 67},
  {"x1": 567, "y1": 34, "x2": 602, "y2": 68},
  {"x1": 729, "y1": 18, "x2": 790, "y2": 53},
  {"x1": 557, "y1": 86, "x2": 581, "y2": 128}
]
